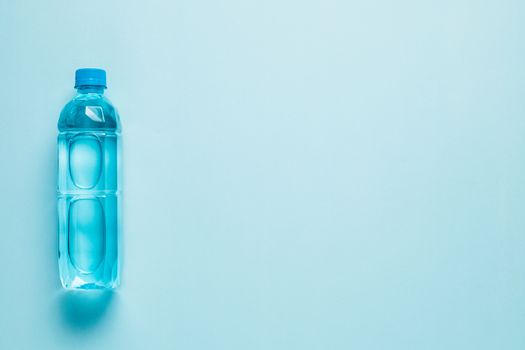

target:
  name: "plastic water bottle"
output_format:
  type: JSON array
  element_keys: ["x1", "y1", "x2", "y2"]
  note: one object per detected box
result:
[{"x1": 57, "y1": 68, "x2": 121, "y2": 289}]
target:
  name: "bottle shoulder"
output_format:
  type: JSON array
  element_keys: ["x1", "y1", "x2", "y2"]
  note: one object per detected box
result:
[{"x1": 58, "y1": 94, "x2": 121, "y2": 131}]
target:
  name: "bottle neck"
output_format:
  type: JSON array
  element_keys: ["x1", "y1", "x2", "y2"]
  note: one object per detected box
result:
[{"x1": 76, "y1": 85, "x2": 105, "y2": 94}]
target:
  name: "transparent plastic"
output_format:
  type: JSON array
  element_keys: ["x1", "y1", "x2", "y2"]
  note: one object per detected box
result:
[{"x1": 58, "y1": 85, "x2": 121, "y2": 289}]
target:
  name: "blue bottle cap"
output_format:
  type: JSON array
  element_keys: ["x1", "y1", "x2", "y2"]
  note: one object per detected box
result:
[{"x1": 75, "y1": 68, "x2": 107, "y2": 88}]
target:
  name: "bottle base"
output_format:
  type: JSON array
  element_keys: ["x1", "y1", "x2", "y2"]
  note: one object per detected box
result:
[{"x1": 61, "y1": 276, "x2": 119, "y2": 290}]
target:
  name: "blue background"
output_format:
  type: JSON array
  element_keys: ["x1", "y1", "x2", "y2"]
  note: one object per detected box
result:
[{"x1": 1, "y1": 0, "x2": 525, "y2": 349}]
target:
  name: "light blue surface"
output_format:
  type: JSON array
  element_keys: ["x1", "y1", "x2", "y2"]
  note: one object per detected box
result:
[{"x1": 0, "y1": 0, "x2": 525, "y2": 349}]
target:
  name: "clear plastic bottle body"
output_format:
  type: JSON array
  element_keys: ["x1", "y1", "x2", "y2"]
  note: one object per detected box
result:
[{"x1": 57, "y1": 85, "x2": 121, "y2": 289}]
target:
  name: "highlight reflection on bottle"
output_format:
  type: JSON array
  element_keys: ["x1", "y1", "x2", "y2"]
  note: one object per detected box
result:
[{"x1": 57, "y1": 68, "x2": 121, "y2": 289}]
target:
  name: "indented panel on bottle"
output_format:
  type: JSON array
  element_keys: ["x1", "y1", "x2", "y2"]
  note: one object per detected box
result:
[
  {"x1": 69, "y1": 134, "x2": 103, "y2": 189},
  {"x1": 68, "y1": 198, "x2": 106, "y2": 273}
]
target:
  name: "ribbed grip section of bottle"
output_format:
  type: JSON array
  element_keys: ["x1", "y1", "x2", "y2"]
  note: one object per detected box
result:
[{"x1": 58, "y1": 130, "x2": 120, "y2": 289}]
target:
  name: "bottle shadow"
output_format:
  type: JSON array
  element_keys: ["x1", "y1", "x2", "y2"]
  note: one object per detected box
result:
[{"x1": 58, "y1": 289, "x2": 116, "y2": 331}]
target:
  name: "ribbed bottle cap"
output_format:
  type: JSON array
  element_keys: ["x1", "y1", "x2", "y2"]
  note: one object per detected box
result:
[{"x1": 75, "y1": 68, "x2": 107, "y2": 88}]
